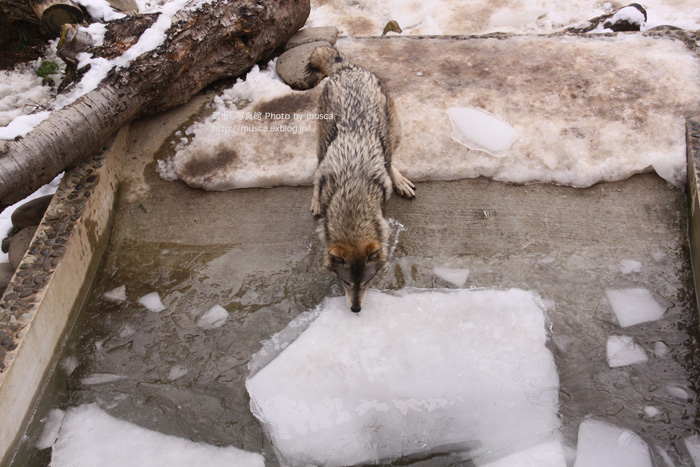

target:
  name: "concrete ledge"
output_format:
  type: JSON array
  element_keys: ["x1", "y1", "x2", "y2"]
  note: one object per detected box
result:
[
  {"x1": 0, "y1": 128, "x2": 126, "y2": 465},
  {"x1": 687, "y1": 115, "x2": 700, "y2": 314}
]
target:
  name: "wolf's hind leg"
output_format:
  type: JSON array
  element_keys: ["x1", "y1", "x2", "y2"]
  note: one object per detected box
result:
[{"x1": 390, "y1": 166, "x2": 415, "y2": 199}]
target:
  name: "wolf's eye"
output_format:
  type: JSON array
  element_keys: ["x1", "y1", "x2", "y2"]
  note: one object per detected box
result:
[
  {"x1": 330, "y1": 255, "x2": 346, "y2": 264},
  {"x1": 367, "y1": 250, "x2": 381, "y2": 261}
]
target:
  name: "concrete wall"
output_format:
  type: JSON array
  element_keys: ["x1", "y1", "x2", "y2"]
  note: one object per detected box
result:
[
  {"x1": 687, "y1": 116, "x2": 700, "y2": 315},
  {"x1": 0, "y1": 128, "x2": 126, "y2": 466}
]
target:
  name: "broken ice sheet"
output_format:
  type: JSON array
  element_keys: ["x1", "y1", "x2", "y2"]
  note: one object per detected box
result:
[
  {"x1": 605, "y1": 288, "x2": 666, "y2": 327},
  {"x1": 606, "y1": 336, "x2": 648, "y2": 368},
  {"x1": 480, "y1": 439, "x2": 567, "y2": 467},
  {"x1": 137, "y1": 291, "x2": 166, "y2": 312},
  {"x1": 50, "y1": 404, "x2": 265, "y2": 467},
  {"x1": 448, "y1": 107, "x2": 518, "y2": 157},
  {"x1": 246, "y1": 288, "x2": 560, "y2": 467},
  {"x1": 573, "y1": 419, "x2": 652, "y2": 467},
  {"x1": 432, "y1": 265, "x2": 470, "y2": 287}
]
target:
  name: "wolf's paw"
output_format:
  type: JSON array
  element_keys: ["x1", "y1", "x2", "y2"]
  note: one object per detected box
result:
[{"x1": 394, "y1": 175, "x2": 416, "y2": 199}]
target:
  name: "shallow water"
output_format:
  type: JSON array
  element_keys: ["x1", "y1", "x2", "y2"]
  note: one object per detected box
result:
[{"x1": 9, "y1": 175, "x2": 700, "y2": 466}]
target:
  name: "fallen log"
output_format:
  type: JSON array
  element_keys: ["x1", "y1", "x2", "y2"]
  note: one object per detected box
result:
[{"x1": 0, "y1": 0, "x2": 310, "y2": 209}]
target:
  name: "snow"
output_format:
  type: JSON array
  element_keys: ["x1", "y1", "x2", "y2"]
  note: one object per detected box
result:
[
  {"x1": 103, "y1": 285, "x2": 127, "y2": 303},
  {"x1": 82, "y1": 23, "x2": 108, "y2": 47},
  {"x1": 432, "y1": 266, "x2": 470, "y2": 287},
  {"x1": 137, "y1": 292, "x2": 166, "y2": 312},
  {"x1": 170, "y1": 34, "x2": 700, "y2": 191},
  {"x1": 246, "y1": 288, "x2": 560, "y2": 466},
  {"x1": 478, "y1": 439, "x2": 567, "y2": 467},
  {"x1": 195, "y1": 304, "x2": 228, "y2": 329},
  {"x1": 619, "y1": 260, "x2": 642, "y2": 275},
  {"x1": 606, "y1": 288, "x2": 666, "y2": 327},
  {"x1": 35, "y1": 408, "x2": 65, "y2": 450},
  {"x1": 573, "y1": 419, "x2": 652, "y2": 467},
  {"x1": 609, "y1": 6, "x2": 647, "y2": 28},
  {"x1": 306, "y1": 0, "x2": 700, "y2": 36},
  {"x1": 0, "y1": 173, "x2": 63, "y2": 263},
  {"x1": 49, "y1": 404, "x2": 265, "y2": 467},
  {"x1": 448, "y1": 107, "x2": 519, "y2": 157},
  {"x1": 0, "y1": 67, "x2": 49, "y2": 127},
  {"x1": 75, "y1": 0, "x2": 126, "y2": 21},
  {"x1": 606, "y1": 336, "x2": 648, "y2": 368}
]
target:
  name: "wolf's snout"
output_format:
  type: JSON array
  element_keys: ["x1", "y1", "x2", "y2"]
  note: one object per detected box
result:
[{"x1": 350, "y1": 306, "x2": 361, "y2": 313}]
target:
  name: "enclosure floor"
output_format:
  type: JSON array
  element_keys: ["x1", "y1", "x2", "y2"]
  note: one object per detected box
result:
[{"x1": 11, "y1": 51, "x2": 700, "y2": 467}]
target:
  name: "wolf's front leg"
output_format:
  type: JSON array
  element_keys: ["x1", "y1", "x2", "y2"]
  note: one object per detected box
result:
[{"x1": 310, "y1": 176, "x2": 323, "y2": 216}]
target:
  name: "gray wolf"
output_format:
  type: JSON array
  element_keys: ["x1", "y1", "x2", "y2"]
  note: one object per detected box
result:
[{"x1": 309, "y1": 46, "x2": 415, "y2": 313}]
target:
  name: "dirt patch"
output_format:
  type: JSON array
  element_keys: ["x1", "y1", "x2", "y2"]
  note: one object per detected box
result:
[{"x1": 0, "y1": 17, "x2": 53, "y2": 70}]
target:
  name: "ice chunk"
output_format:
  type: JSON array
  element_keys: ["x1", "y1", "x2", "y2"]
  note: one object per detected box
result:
[
  {"x1": 664, "y1": 382, "x2": 694, "y2": 402},
  {"x1": 167, "y1": 365, "x2": 188, "y2": 381},
  {"x1": 432, "y1": 266, "x2": 470, "y2": 287},
  {"x1": 447, "y1": 107, "x2": 518, "y2": 157},
  {"x1": 607, "y1": 336, "x2": 648, "y2": 368},
  {"x1": 247, "y1": 288, "x2": 560, "y2": 466},
  {"x1": 104, "y1": 285, "x2": 127, "y2": 303},
  {"x1": 479, "y1": 439, "x2": 566, "y2": 467},
  {"x1": 195, "y1": 304, "x2": 228, "y2": 329},
  {"x1": 81, "y1": 373, "x2": 126, "y2": 385},
  {"x1": 606, "y1": 288, "x2": 665, "y2": 327},
  {"x1": 573, "y1": 419, "x2": 652, "y2": 467},
  {"x1": 619, "y1": 260, "x2": 641, "y2": 274},
  {"x1": 643, "y1": 406, "x2": 660, "y2": 418},
  {"x1": 654, "y1": 341, "x2": 669, "y2": 358},
  {"x1": 36, "y1": 408, "x2": 65, "y2": 449},
  {"x1": 685, "y1": 434, "x2": 700, "y2": 466},
  {"x1": 138, "y1": 291, "x2": 165, "y2": 312},
  {"x1": 50, "y1": 404, "x2": 265, "y2": 467}
]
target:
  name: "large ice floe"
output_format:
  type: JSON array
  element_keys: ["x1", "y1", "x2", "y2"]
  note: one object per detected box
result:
[
  {"x1": 166, "y1": 34, "x2": 700, "y2": 191},
  {"x1": 246, "y1": 288, "x2": 560, "y2": 466},
  {"x1": 48, "y1": 404, "x2": 264, "y2": 467}
]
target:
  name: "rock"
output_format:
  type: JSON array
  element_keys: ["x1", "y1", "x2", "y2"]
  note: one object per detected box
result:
[
  {"x1": 284, "y1": 27, "x2": 338, "y2": 51},
  {"x1": 0, "y1": 262, "x2": 13, "y2": 293},
  {"x1": 382, "y1": 20, "x2": 403, "y2": 36},
  {"x1": 603, "y1": 4, "x2": 647, "y2": 32},
  {"x1": 11, "y1": 195, "x2": 53, "y2": 230},
  {"x1": 107, "y1": 0, "x2": 139, "y2": 13},
  {"x1": 8, "y1": 226, "x2": 37, "y2": 271},
  {"x1": 565, "y1": 3, "x2": 647, "y2": 33},
  {"x1": 276, "y1": 41, "x2": 331, "y2": 90}
]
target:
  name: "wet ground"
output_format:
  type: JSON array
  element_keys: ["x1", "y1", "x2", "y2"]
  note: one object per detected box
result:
[{"x1": 9, "y1": 162, "x2": 700, "y2": 465}]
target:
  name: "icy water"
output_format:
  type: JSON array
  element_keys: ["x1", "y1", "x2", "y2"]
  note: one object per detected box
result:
[{"x1": 8, "y1": 173, "x2": 700, "y2": 466}]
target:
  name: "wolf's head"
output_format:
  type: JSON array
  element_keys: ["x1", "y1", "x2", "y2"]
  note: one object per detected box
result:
[{"x1": 325, "y1": 240, "x2": 386, "y2": 313}]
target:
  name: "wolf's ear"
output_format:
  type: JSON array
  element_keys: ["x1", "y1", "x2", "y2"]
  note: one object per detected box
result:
[
  {"x1": 329, "y1": 246, "x2": 347, "y2": 264},
  {"x1": 365, "y1": 242, "x2": 383, "y2": 261}
]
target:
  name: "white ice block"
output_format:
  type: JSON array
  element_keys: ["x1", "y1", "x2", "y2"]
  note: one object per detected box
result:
[
  {"x1": 448, "y1": 107, "x2": 518, "y2": 156},
  {"x1": 50, "y1": 404, "x2": 265, "y2": 467},
  {"x1": 137, "y1": 291, "x2": 165, "y2": 313},
  {"x1": 432, "y1": 266, "x2": 470, "y2": 287},
  {"x1": 607, "y1": 336, "x2": 648, "y2": 368},
  {"x1": 103, "y1": 285, "x2": 127, "y2": 303},
  {"x1": 573, "y1": 419, "x2": 652, "y2": 467},
  {"x1": 606, "y1": 288, "x2": 665, "y2": 327},
  {"x1": 196, "y1": 304, "x2": 228, "y2": 329},
  {"x1": 247, "y1": 288, "x2": 560, "y2": 466},
  {"x1": 478, "y1": 439, "x2": 567, "y2": 467}
]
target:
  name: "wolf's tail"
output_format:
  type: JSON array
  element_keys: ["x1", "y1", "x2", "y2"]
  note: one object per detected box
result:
[{"x1": 309, "y1": 46, "x2": 347, "y2": 77}]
